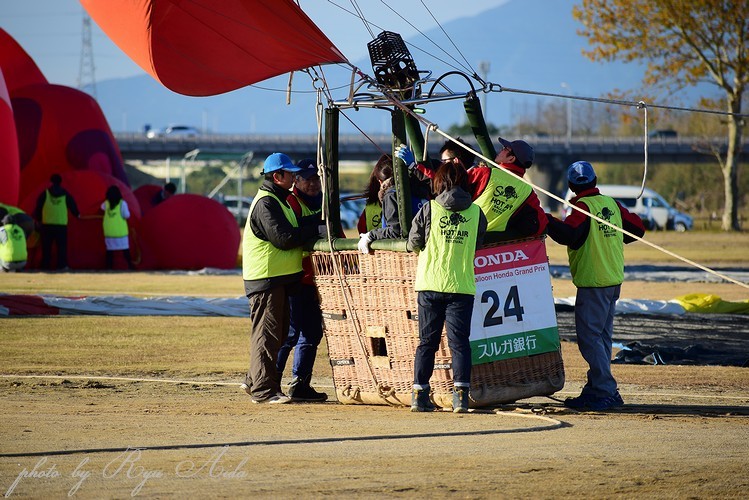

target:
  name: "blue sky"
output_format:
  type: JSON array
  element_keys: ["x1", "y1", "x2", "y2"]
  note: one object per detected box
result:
[{"x1": 2, "y1": 0, "x2": 509, "y2": 88}]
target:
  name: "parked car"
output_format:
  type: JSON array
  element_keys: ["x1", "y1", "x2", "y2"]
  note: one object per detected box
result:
[
  {"x1": 146, "y1": 125, "x2": 201, "y2": 139},
  {"x1": 563, "y1": 184, "x2": 693, "y2": 231},
  {"x1": 339, "y1": 194, "x2": 366, "y2": 230},
  {"x1": 221, "y1": 195, "x2": 253, "y2": 221}
]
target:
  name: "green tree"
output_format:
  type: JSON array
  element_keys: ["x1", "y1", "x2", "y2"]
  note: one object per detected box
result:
[{"x1": 573, "y1": 0, "x2": 748, "y2": 231}]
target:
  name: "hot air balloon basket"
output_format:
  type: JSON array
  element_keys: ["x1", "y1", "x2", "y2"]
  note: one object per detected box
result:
[{"x1": 310, "y1": 242, "x2": 565, "y2": 409}]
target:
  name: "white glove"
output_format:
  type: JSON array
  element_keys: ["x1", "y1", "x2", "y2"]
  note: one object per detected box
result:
[{"x1": 358, "y1": 232, "x2": 372, "y2": 254}]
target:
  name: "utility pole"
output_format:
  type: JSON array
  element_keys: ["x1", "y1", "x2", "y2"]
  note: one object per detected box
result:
[
  {"x1": 560, "y1": 82, "x2": 572, "y2": 145},
  {"x1": 78, "y1": 13, "x2": 97, "y2": 99}
]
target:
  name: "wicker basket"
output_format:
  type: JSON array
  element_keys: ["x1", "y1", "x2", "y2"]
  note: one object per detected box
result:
[{"x1": 310, "y1": 239, "x2": 565, "y2": 408}]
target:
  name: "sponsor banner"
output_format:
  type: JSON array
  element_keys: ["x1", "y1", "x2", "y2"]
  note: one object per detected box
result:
[{"x1": 470, "y1": 239, "x2": 560, "y2": 364}]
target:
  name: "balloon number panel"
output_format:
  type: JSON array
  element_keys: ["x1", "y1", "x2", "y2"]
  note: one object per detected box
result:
[
  {"x1": 312, "y1": 236, "x2": 565, "y2": 408},
  {"x1": 470, "y1": 238, "x2": 560, "y2": 365}
]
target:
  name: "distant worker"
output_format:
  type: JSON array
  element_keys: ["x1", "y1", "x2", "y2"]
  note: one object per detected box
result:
[
  {"x1": 398, "y1": 137, "x2": 547, "y2": 241},
  {"x1": 101, "y1": 185, "x2": 135, "y2": 270},
  {"x1": 545, "y1": 161, "x2": 645, "y2": 411},
  {"x1": 152, "y1": 181, "x2": 177, "y2": 206},
  {"x1": 276, "y1": 158, "x2": 329, "y2": 402},
  {"x1": 0, "y1": 214, "x2": 28, "y2": 272},
  {"x1": 407, "y1": 159, "x2": 487, "y2": 412},
  {"x1": 33, "y1": 173, "x2": 80, "y2": 270},
  {"x1": 241, "y1": 153, "x2": 324, "y2": 404},
  {"x1": 356, "y1": 155, "x2": 389, "y2": 233},
  {"x1": 358, "y1": 154, "x2": 431, "y2": 253}
]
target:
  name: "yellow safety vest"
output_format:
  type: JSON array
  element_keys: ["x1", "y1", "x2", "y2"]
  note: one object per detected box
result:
[
  {"x1": 568, "y1": 195, "x2": 625, "y2": 287},
  {"x1": 415, "y1": 202, "x2": 480, "y2": 294},
  {"x1": 242, "y1": 190, "x2": 302, "y2": 280},
  {"x1": 103, "y1": 200, "x2": 129, "y2": 238},
  {"x1": 364, "y1": 202, "x2": 382, "y2": 231},
  {"x1": 474, "y1": 168, "x2": 532, "y2": 231},
  {"x1": 42, "y1": 191, "x2": 68, "y2": 225},
  {"x1": 0, "y1": 224, "x2": 27, "y2": 262}
]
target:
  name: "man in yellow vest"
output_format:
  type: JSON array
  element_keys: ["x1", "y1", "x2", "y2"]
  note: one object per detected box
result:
[
  {"x1": 33, "y1": 173, "x2": 80, "y2": 270},
  {"x1": 546, "y1": 161, "x2": 645, "y2": 411},
  {"x1": 240, "y1": 153, "x2": 325, "y2": 404},
  {"x1": 0, "y1": 214, "x2": 28, "y2": 272}
]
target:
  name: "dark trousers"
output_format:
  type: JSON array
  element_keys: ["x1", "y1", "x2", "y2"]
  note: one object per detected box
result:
[
  {"x1": 276, "y1": 284, "x2": 324, "y2": 379},
  {"x1": 41, "y1": 224, "x2": 68, "y2": 269},
  {"x1": 414, "y1": 291, "x2": 474, "y2": 388},
  {"x1": 106, "y1": 249, "x2": 135, "y2": 270},
  {"x1": 575, "y1": 285, "x2": 620, "y2": 398},
  {"x1": 246, "y1": 284, "x2": 292, "y2": 400}
]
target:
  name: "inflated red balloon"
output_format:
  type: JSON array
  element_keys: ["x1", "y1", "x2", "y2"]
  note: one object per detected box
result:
[
  {"x1": 12, "y1": 83, "x2": 128, "y2": 197},
  {"x1": 133, "y1": 184, "x2": 164, "y2": 217},
  {"x1": 139, "y1": 194, "x2": 240, "y2": 270},
  {"x1": 0, "y1": 69, "x2": 20, "y2": 206},
  {"x1": 0, "y1": 28, "x2": 48, "y2": 95},
  {"x1": 20, "y1": 170, "x2": 141, "y2": 270}
]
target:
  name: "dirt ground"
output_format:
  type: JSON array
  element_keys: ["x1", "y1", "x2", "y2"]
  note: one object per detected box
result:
[{"x1": 1, "y1": 338, "x2": 748, "y2": 499}]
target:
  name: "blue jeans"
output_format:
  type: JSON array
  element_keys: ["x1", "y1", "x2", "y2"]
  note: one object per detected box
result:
[
  {"x1": 575, "y1": 285, "x2": 621, "y2": 398},
  {"x1": 414, "y1": 291, "x2": 474, "y2": 388},
  {"x1": 276, "y1": 284, "x2": 324, "y2": 379}
]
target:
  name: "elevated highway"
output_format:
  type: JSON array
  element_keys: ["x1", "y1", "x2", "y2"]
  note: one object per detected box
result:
[{"x1": 115, "y1": 132, "x2": 746, "y2": 206}]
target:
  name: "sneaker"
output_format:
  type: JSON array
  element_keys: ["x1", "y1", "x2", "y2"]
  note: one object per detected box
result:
[
  {"x1": 564, "y1": 391, "x2": 624, "y2": 411},
  {"x1": 289, "y1": 383, "x2": 328, "y2": 402},
  {"x1": 586, "y1": 391, "x2": 624, "y2": 411},
  {"x1": 239, "y1": 382, "x2": 251, "y2": 396},
  {"x1": 251, "y1": 393, "x2": 291, "y2": 404}
]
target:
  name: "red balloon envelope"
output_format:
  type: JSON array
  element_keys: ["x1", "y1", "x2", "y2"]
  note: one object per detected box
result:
[
  {"x1": 20, "y1": 170, "x2": 141, "y2": 270},
  {"x1": 12, "y1": 83, "x2": 128, "y2": 197},
  {"x1": 139, "y1": 194, "x2": 240, "y2": 270},
  {"x1": 0, "y1": 28, "x2": 48, "y2": 95},
  {"x1": 81, "y1": 0, "x2": 347, "y2": 96},
  {"x1": 0, "y1": 69, "x2": 20, "y2": 205},
  {"x1": 133, "y1": 184, "x2": 164, "y2": 217}
]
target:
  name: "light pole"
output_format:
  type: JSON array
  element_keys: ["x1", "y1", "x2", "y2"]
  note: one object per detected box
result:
[
  {"x1": 478, "y1": 61, "x2": 491, "y2": 117},
  {"x1": 561, "y1": 82, "x2": 572, "y2": 144}
]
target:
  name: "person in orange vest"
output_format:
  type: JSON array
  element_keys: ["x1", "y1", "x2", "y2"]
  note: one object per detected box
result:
[
  {"x1": 0, "y1": 214, "x2": 28, "y2": 272},
  {"x1": 101, "y1": 185, "x2": 135, "y2": 270},
  {"x1": 33, "y1": 173, "x2": 80, "y2": 270}
]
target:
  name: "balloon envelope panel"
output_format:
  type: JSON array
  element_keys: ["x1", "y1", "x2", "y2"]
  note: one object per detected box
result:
[{"x1": 139, "y1": 194, "x2": 240, "y2": 270}]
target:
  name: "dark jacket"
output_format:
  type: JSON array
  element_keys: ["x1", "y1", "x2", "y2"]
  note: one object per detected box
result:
[
  {"x1": 408, "y1": 186, "x2": 487, "y2": 252},
  {"x1": 243, "y1": 180, "x2": 321, "y2": 295}
]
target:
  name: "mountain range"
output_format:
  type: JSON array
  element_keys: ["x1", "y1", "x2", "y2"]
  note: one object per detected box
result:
[{"x1": 93, "y1": 0, "x2": 711, "y2": 135}]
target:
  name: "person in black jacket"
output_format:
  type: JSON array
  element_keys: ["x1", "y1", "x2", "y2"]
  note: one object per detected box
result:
[
  {"x1": 239, "y1": 153, "x2": 324, "y2": 404},
  {"x1": 33, "y1": 173, "x2": 80, "y2": 270}
]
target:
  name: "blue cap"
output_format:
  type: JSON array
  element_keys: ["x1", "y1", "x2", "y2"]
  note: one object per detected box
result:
[
  {"x1": 567, "y1": 161, "x2": 596, "y2": 185},
  {"x1": 263, "y1": 153, "x2": 301, "y2": 174}
]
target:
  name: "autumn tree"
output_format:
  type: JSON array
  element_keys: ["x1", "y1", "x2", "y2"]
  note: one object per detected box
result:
[{"x1": 573, "y1": 0, "x2": 748, "y2": 231}]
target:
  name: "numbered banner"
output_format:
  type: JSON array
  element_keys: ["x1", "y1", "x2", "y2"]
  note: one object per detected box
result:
[{"x1": 470, "y1": 238, "x2": 559, "y2": 365}]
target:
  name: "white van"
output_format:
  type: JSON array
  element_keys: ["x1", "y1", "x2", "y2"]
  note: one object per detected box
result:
[{"x1": 563, "y1": 184, "x2": 693, "y2": 231}]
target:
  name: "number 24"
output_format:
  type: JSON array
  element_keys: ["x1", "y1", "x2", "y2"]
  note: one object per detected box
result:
[{"x1": 481, "y1": 285, "x2": 524, "y2": 327}]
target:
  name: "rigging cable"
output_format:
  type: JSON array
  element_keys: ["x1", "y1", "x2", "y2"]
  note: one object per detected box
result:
[
  {"x1": 349, "y1": 67, "x2": 749, "y2": 291},
  {"x1": 637, "y1": 101, "x2": 649, "y2": 199}
]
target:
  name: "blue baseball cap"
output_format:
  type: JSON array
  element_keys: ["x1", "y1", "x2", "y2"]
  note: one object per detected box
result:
[
  {"x1": 263, "y1": 153, "x2": 301, "y2": 174},
  {"x1": 567, "y1": 161, "x2": 597, "y2": 185}
]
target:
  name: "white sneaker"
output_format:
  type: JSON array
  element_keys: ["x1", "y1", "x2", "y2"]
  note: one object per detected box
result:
[
  {"x1": 251, "y1": 393, "x2": 291, "y2": 404},
  {"x1": 239, "y1": 383, "x2": 251, "y2": 396}
]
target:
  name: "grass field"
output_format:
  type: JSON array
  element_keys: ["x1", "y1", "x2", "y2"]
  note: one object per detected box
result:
[{"x1": 0, "y1": 230, "x2": 747, "y2": 497}]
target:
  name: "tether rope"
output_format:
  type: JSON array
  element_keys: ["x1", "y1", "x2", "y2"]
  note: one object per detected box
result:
[{"x1": 345, "y1": 65, "x2": 749, "y2": 291}]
